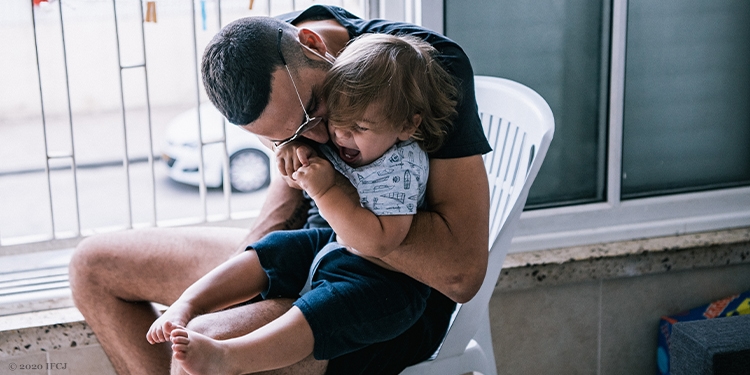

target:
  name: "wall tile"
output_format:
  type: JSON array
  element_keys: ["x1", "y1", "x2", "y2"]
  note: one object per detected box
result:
[
  {"x1": 46, "y1": 344, "x2": 116, "y2": 375},
  {"x1": 600, "y1": 262, "x2": 750, "y2": 375},
  {"x1": 490, "y1": 281, "x2": 600, "y2": 375},
  {"x1": 0, "y1": 352, "x2": 48, "y2": 375}
]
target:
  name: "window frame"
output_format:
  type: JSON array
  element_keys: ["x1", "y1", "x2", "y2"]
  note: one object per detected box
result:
[{"x1": 423, "y1": 0, "x2": 750, "y2": 253}]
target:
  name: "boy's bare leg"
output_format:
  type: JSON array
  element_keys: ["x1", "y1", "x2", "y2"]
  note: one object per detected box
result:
[
  {"x1": 171, "y1": 301, "x2": 328, "y2": 375},
  {"x1": 69, "y1": 227, "x2": 248, "y2": 375},
  {"x1": 171, "y1": 307, "x2": 314, "y2": 374}
]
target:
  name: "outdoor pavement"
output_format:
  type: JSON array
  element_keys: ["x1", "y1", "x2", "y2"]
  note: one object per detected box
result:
[{"x1": 0, "y1": 106, "x2": 268, "y2": 244}]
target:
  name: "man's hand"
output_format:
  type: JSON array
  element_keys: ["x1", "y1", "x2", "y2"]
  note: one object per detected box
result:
[{"x1": 276, "y1": 141, "x2": 317, "y2": 179}]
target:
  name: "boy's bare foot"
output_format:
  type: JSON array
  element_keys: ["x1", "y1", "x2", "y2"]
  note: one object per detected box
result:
[
  {"x1": 146, "y1": 301, "x2": 195, "y2": 344},
  {"x1": 170, "y1": 322, "x2": 237, "y2": 375}
]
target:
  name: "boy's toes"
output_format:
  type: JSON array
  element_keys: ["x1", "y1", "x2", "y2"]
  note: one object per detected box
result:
[
  {"x1": 170, "y1": 327, "x2": 189, "y2": 340},
  {"x1": 171, "y1": 334, "x2": 189, "y2": 345},
  {"x1": 172, "y1": 348, "x2": 187, "y2": 360},
  {"x1": 164, "y1": 321, "x2": 175, "y2": 332},
  {"x1": 146, "y1": 328, "x2": 163, "y2": 344}
]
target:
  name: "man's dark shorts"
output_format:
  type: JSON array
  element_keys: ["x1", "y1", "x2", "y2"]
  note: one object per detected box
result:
[
  {"x1": 327, "y1": 290, "x2": 457, "y2": 375},
  {"x1": 249, "y1": 228, "x2": 432, "y2": 361}
]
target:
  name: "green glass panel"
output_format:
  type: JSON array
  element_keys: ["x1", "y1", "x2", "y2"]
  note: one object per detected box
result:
[
  {"x1": 445, "y1": 0, "x2": 610, "y2": 208},
  {"x1": 622, "y1": 0, "x2": 750, "y2": 198}
]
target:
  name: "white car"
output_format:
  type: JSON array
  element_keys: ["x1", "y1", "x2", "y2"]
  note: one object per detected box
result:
[{"x1": 162, "y1": 103, "x2": 275, "y2": 193}]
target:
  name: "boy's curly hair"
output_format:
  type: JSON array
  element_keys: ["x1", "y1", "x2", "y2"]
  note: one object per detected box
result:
[{"x1": 321, "y1": 34, "x2": 458, "y2": 153}]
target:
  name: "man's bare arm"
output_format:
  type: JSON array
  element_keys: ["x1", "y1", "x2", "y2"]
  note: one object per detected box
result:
[
  {"x1": 247, "y1": 154, "x2": 490, "y2": 304},
  {"x1": 238, "y1": 176, "x2": 310, "y2": 249},
  {"x1": 380, "y1": 155, "x2": 490, "y2": 303}
]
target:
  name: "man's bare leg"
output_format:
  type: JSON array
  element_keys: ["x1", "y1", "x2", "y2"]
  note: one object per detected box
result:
[
  {"x1": 69, "y1": 227, "x2": 248, "y2": 375},
  {"x1": 171, "y1": 300, "x2": 328, "y2": 375}
]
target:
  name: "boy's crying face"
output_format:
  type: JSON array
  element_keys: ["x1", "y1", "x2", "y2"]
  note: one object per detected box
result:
[{"x1": 328, "y1": 101, "x2": 417, "y2": 168}]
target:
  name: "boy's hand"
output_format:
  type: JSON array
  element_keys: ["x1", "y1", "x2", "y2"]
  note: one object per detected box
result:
[
  {"x1": 292, "y1": 157, "x2": 336, "y2": 199},
  {"x1": 275, "y1": 141, "x2": 316, "y2": 178}
]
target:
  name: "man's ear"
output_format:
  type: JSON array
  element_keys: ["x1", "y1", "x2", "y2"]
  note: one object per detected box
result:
[{"x1": 297, "y1": 28, "x2": 328, "y2": 58}]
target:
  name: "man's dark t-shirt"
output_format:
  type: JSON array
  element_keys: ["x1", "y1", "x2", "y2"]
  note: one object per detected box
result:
[{"x1": 280, "y1": 5, "x2": 491, "y2": 159}]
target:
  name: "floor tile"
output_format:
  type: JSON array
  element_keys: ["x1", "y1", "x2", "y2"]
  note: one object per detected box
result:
[
  {"x1": 47, "y1": 344, "x2": 116, "y2": 375},
  {"x1": 0, "y1": 352, "x2": 48, "y2": 375}
]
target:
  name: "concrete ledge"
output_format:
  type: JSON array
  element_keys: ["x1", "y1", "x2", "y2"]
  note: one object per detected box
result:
[
  {"x1": 499, "y1": 227, "x2": 750, "y2": 290},
  {"x1": 0, "y1": 307, "x2": 115, "y2": 374},
  {"x1": 0, "y1": 308, "x2": 94, "y2": 358}
]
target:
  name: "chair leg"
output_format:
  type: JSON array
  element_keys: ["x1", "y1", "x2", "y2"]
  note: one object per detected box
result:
[{"x1": 473, "y1": 308, "x2": 497, "y2": 375}]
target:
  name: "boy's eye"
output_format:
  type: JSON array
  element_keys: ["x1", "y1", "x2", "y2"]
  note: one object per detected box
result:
[{"x1": 353, "y1": 125, "x2": 369, "y2": 132}]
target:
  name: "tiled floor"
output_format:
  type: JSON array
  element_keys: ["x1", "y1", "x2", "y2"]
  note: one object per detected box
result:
[{"x1": 0, "y1": 345, "x2": 115, "y2": 375}]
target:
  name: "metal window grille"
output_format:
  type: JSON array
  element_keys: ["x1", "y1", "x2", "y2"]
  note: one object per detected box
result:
[{"x1": 0, "y1": 0, "x2": 424, "y2": 251}]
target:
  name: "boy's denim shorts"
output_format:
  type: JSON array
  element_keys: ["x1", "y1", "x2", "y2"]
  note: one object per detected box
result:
[{"x1": 249, "y1": 228, "x2": 431, "y2": 360}]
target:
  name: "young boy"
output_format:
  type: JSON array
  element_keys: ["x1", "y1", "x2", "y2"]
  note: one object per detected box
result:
[{"x1": 146, "y1": 33, "x2": 458, "y2": 375}]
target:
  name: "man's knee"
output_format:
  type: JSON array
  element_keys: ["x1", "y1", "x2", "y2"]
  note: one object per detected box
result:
[
  {"x1": 68, "y1": 235, "x2": 111, "y2": 292},
  {"x1": 183, "y1": 314, "x2": 222, "y2": 339},
  {"x1": 185, "y1": 299, "x2": 296, "y2": 340},
  {"x1": 184, "y1": 311, "x2": 253, "y2": 341}
]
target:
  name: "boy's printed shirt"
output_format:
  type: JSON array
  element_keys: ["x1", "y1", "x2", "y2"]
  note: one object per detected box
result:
[{"x1": 320, "y1": 140, "x2": 428, "y2": 216}]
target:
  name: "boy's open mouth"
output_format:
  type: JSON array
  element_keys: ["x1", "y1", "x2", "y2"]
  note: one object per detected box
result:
[{"x1": 338, "y1": 146, "x2": 361, "y2": 164}]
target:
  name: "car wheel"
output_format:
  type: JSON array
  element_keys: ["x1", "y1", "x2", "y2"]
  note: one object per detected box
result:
[{"x1": 228, "y1": 149, "x2": 270, "y2": 192}]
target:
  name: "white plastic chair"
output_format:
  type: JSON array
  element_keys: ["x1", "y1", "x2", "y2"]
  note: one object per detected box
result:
[{"x1": 400, "y1": 76, "x2": 555, "y2": 375}]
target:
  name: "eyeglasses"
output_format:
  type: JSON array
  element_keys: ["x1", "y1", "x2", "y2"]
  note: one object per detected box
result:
[{"x1": 273, "y1": 28, "x2": 324, "y2": 149}]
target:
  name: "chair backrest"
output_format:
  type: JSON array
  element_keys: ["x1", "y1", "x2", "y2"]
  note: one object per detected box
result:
[{"x1": 432, "y1": 76, "x2": 554, "y2": 360}]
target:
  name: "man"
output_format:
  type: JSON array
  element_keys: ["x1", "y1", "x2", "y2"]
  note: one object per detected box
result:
[{"x1": 69, "y1": 5, "x2": 490, "y2": 375}]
